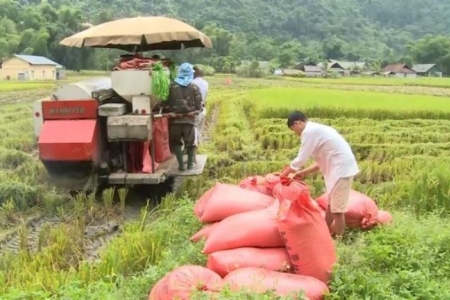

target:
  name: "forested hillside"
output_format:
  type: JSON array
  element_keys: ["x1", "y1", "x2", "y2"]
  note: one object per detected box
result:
[{"x1": 2, "y1": 0, "x2": 450, "y2": 72}]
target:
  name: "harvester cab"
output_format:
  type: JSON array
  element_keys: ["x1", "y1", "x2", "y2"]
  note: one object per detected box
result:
[{"x1": 33, "y1": 71, "x2": 206, "y2": 191}]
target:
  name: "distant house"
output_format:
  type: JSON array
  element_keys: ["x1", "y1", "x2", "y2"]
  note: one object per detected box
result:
[
  {"x1": 0, "y1": 54, "x2": 65, "y2": 80},
  {"x1": 412, "y1": 64, "x2": 442, "y2": 77},
  {"x1": 328, "y1": 59, "x2": 366, "y2": 71},
  {"x1": 381, "y1": 64, "x2": 417, "y2": 78},
  {"x1": 303, "y1": 66, "x2": 324, "y2": 77},
  {"x1": 292, "y1": 62, "x2": 324, "y2": 77},
  {"x1": 317, "y1": 62, "x2": 339, "y2": 74},
  {"x1": 317, "y1": 59, "x2": 366, "y2": 76},
  {"x1": 280, "y1": 69, "x2": 304, "y2": 77},
  {"x1": 292, "y1": 61, "x2": 316, "y2": 70}
]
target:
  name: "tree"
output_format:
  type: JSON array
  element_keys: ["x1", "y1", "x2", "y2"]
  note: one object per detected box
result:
[
  {"x1": 276, "y1": 41, "x2": 301, "y2": 68},
  {"x1": 322, "y1": 36, "x2": 345, "y2": 59},
  {"x1": 202, "y1": 24, "x2": 233, "y2": 57},
  {"x1": 407, "y1": 35, "x2": 450, "y2": 74}
]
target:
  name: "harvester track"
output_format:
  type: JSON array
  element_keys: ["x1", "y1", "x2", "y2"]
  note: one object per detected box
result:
[
  {"x1": 0, "y1": 204, "x2": 147, "y2": 258},
  {"x1": 0, "y1": 216, "x2": 119, "y2": 259}
]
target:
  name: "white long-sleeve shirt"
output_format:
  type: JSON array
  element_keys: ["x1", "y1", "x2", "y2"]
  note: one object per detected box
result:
[
  {"x1": 290, "y1": 121, "x2": 359, "y2": 191},
  {"x1": 192, "y1": 77, "x2": 209, "y2": 116}
]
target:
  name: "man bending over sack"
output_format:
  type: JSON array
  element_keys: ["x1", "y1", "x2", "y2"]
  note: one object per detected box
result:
[
  {"x1": 280, "y1": 111, "x2": 359, "y2": 238},
  {"x1": 165, "y1": 63, "x2": 203, "y2": 171}
]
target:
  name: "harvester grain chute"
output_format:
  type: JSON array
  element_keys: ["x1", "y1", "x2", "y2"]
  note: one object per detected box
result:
[{"x1": 32, "y1": 16, "x2": 212, "y2": 192}]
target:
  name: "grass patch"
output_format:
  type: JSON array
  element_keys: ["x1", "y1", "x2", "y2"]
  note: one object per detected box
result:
[
  {"x1": 289, "y1": 76, "x2": 450, "y2": 88},
  {"x1": 0, "y1": 81, "x2": 55, "y2": 92},
  {"x1": 249, "y1": 87, "x2": 450, "y2": 119},
  {"x1": 329, "y1": 211, "x2": 450, "y2": 299}
]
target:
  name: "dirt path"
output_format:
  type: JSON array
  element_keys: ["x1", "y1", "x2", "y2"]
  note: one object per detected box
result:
[{"x1": 201, "y1": 101, "x2": 219, "y2": 143}]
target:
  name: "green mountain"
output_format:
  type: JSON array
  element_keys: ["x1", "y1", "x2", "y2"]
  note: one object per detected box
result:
[{"x1": 2, "y1": 0, "x2": 450, "y2": 71}]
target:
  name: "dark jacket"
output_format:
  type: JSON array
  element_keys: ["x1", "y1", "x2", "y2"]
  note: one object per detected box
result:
[{"x1": 165, "y1": 81, "x2": 203, "y2": 124}]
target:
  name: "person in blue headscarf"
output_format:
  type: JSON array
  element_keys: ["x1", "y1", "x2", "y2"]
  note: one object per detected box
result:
[{"x1": 165, "y1": 63, "x2": 203, "y2": 171}]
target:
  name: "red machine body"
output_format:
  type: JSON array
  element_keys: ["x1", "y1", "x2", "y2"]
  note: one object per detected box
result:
[
  {"x1": 41, "y1": 99, "x2": 98, "y2": 120},
  {"x1": 38, "y1": 99, "x2": 100, "y2": 163}
]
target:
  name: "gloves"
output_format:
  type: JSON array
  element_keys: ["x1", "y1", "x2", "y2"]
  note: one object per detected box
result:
[
  {"x1": 163, "y1": 112, "x2": 196, "y2": 119},
  {"x1": 162, "y1": 112, "x2": 178, "y2": 118}
]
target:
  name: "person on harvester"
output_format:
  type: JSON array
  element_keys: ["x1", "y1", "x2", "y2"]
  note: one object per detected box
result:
[
  {"x1": 280, "y1": 111, "x2": 359, "y2": 238},
  {"x1": 188, "y1": 65, "x2": 209, "y2": 163},
  {"x1": 165, "y1": 63, "x2": 203, "y2": 171},
  {"x1": 192, "y1": 66, "x2": 209, "y2": 142}
]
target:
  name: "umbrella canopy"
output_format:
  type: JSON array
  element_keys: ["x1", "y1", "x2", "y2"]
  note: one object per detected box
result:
[{"x1": 60, "y1": 16, "x2": 212, "y2": 51}]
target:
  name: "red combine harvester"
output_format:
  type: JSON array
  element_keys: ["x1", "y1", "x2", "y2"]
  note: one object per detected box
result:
[
  {"x1": 32, "y1": 16, "x2": 212, "y2": 192},
  {"x1": 33, "y1": 75, "x2": 208, "y2": 191}
]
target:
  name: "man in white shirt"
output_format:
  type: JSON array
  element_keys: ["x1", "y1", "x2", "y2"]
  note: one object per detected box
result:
[
  {"x1": 192, "y1": 66, "x2": 209, "y2": 145},
  {"x1": 280, "y1": 111, "x2": 359, "y2": 238}
]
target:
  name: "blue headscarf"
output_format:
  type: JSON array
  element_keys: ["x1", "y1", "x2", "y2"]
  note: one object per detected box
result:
[{"x1": 174, "y1": 62, "x2": 194, "y2": 87}]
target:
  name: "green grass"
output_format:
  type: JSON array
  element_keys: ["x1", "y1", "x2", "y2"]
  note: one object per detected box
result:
[
  {"x1": 329, "y1": 211, "x2": 450, "y2": 299},
  {"x1": 0, "y1": 81, "x2": 56, "y2": 92},
  {"x1": 64, "y1": 70, "x2": 109, "y2": 76},
  {"x1": 249, "y1": 87, "x2": 450, "y2": 119},
  {"x1": 250, "y1": 87, "x2": 450, "y2": 111},
  {"x1": 288, "y1": 76, "x2": 450, "y2": 88}
]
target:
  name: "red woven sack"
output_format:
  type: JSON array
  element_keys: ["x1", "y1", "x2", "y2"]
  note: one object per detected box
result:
[
  {"x1": 316, "y1": 189, "x2": 379, "y2": 229},
  {"x1": 190, "y1": 223, "x2": 219, "y2": 242},
  {"x1": 194, "y1": 183, "x2": 275, "y2": 223},
  {"x1": 239, "y1": 173, "x2": 282, "y2": 197},
  {"x1": 148, "y1": 265, "x2": 222, "y2": 300},
  {"x1": 142, "y1": 140, "x2": 159, "y2": 173},
  {"x1": 238, "y1": 175, "x2": 270, "y2": 195},
  {"x1": 376, "y1": 210, "x2": 393, "y2": 225},
  {"x1": 263, "y1": 173, "x2": 282, "y2": 196},
  {"x1": 223, "y1": 267, "x2": 329, "y2": 300},
  {"x1": 276, "y1": 179, "x2": 336, "y2": 283},
  {"x1": 148, "y1": 276, "x2": 167, "y2": 300},
  {"x1": 206, "y1": 247, "x2": 292, "y2": 277},
  {"x1": 153, "y1": 117, "x2": 171, "y2": 163},
  {"x1": 202, "y1": 203, "x2": 283, "y2": 254}
]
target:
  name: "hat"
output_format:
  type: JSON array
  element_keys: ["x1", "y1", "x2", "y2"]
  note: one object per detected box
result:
[{"x1": 174, "y1": 62, "x2": 194, "y2": 87}]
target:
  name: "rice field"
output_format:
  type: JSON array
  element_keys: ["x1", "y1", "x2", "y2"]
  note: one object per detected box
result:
[
  {"x1": 288, "y1": 76, "x2": 450, "y2": 88},
  {"x1": 249, "y1": 87, "x2": 450, "y2": 119},
  {"x1": 0, "y1": 74, "x2": 449, "y2": 299},
  {"x1": 0, "y1": 81, "x2": 56, "y2": 92}
]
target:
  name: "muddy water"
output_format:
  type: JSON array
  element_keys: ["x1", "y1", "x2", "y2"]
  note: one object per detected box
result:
[{"x1": 0, "y1": 197, "x2": 153, "y2": 261}]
